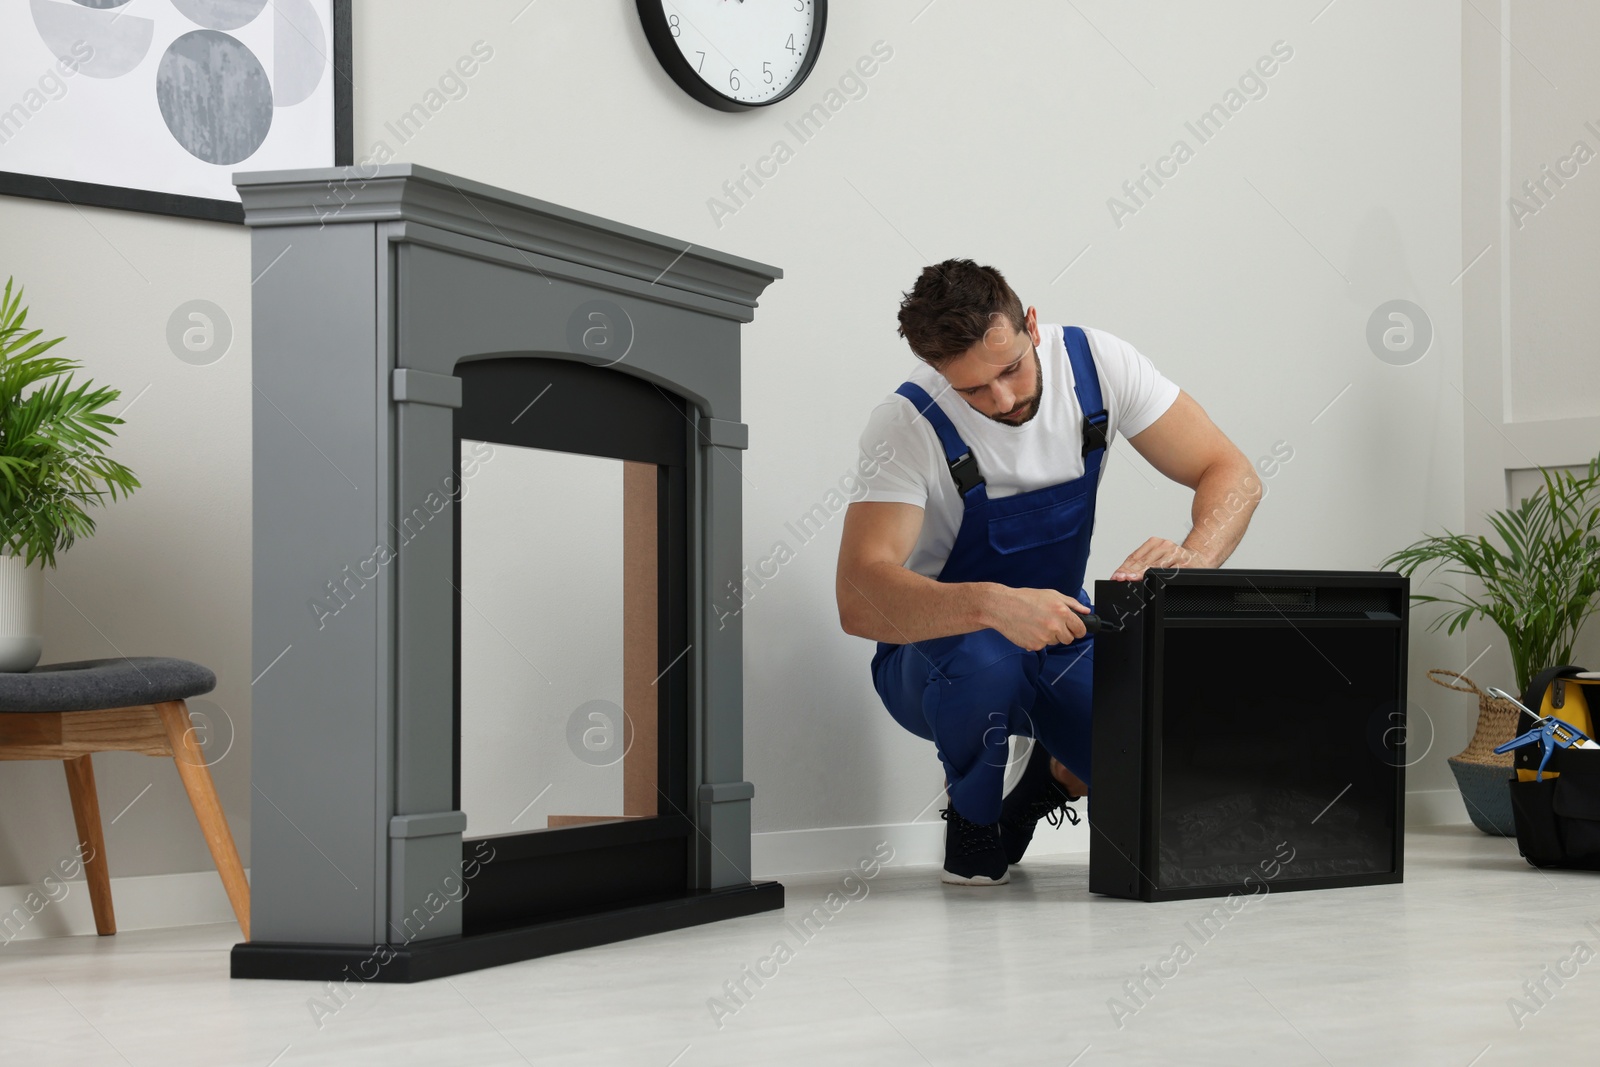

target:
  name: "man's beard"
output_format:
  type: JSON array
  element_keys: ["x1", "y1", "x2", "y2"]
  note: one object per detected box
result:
[{"x1": 988, "y1": 346, "x2": 1043, "y2": 425}]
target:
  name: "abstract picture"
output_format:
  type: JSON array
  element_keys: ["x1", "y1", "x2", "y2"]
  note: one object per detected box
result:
[{"x1": 0, "y1": 0, "x2": 351, "y2": 222}]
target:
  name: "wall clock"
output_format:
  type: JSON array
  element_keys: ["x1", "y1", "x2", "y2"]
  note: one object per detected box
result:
[{"x1": 637, "y1": 0, "x2": 827, "y2": 112}]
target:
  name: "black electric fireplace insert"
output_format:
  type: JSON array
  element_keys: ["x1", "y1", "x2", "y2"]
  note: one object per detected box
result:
[{"x1": 1089, "y1": 569, "x2": 1410, "y2": 902}]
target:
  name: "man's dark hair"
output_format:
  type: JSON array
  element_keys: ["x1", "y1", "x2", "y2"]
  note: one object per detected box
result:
[{"x1": 896, "y1": 259, "x2": 1027, "y2": 368}]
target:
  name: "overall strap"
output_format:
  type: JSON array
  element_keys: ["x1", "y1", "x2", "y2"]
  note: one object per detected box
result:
[
  {"x1": 894, "y1": 382, "x2": 986, "y2": 504},
  {"x1": 1063, "y1": 326, "x2": 1110, "y2": 457}
]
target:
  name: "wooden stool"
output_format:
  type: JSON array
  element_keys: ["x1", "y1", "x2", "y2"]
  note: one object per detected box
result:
[{"x1": 0, "y1": 657, "x2": 249, "y2": 939}]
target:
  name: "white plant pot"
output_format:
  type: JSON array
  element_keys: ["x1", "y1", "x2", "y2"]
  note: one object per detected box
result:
[{"x1": 0, "y1": 549, "x2": 45, "y2": 672}]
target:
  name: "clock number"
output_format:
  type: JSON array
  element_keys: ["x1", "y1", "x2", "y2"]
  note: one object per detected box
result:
[{"x1": 641, "y1": 0, "x2": 823, "y2": 110}]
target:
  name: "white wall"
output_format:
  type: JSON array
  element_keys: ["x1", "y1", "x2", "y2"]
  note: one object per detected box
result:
[
  {"x1": 0, "y1": 203, "x2": 253, "y2": 892},
  {"x1": 1460, "y1": 0, "x2": 1600, "y2": 730},
  {"x1": 1500, "y1": 2, "x2": 1600, "y2": 425},
  {"x1": 459, "y1": 443, "x2": 628, "y2": 838},
  {"x1": 1, "y1": 0, "x2": 1490, "y2": 906}
]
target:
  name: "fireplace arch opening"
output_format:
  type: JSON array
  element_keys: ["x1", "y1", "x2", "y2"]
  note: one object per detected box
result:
[{"x1": 452, "y1": 356, "x2": 692, "y2": 933}]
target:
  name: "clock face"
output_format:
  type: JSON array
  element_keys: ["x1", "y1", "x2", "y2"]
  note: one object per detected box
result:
[{"x1": 638, "y1": 0, "x2": 827, "y2": 112}]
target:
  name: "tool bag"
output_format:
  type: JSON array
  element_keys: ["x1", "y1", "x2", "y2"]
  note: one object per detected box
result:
[{"x1": 1506, "y1": 666, "x2": 1600, "y2": 869}]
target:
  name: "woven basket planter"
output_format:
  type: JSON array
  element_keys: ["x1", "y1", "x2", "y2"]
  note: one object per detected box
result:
[{"x1": 1428, "y1": 668, "x2": 1521, "y2": 836}]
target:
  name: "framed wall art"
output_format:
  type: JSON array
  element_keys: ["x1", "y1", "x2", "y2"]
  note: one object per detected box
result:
[{"x1": 0, "y1": 0, "x2": 352, "y2": 223}]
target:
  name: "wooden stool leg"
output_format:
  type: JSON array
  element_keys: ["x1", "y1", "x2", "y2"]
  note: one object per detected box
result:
[
  {"x1": 62, "y1": 755, "x2": 116, "y2": 936},
  {"x1": 155, "y1": 701, "x2": 251, "y2": 940}
]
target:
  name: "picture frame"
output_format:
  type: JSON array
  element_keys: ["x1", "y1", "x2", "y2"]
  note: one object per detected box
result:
[{"x1": 0, "y1": 0, "x2": 352, "y2": 225}]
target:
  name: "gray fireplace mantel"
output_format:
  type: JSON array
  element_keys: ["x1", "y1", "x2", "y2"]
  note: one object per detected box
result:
[{"x1": 230, "y1": 164, "x2": 782, "y2": 980}]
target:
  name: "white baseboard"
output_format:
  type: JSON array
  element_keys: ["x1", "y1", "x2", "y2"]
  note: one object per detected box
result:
[
  {"x1": 0, "y1": 790, "x2": 1467, "y2": 941},
  {"x1": 1406, "y1": 787, "x2": 1472, "y2": 828},
  {"x1": 752, "y1": 814, "x2": 1089, "y2": 879},
  {"x1": 756, "y1": 789, "x2": 1472, "y2": 879},
  {"x1": 0, "y1": 868, "x2": 244, "y2": 944}
]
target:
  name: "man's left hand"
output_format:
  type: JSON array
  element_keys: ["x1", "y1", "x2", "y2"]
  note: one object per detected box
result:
[{"x1": 1110, "y1": 537, "x2": 1208, "y2": 581}]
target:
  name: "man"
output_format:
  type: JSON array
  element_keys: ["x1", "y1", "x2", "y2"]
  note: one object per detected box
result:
[{"x1": 835, "y1": 259, "x2": 1259, "y2": 885}]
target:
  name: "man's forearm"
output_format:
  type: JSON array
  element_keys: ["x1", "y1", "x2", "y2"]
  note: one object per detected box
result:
[
  {"x1": 838, "y1": 562, "x2": 993, "y2": 645},
  {"x1": 1179, "y1": 456, "x2": 1261, "y2": 567}
]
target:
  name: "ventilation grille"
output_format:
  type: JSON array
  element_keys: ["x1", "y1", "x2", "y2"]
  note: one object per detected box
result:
[{"x1": 1164, "y1": 585, "x2": 1397, "y2": 615}]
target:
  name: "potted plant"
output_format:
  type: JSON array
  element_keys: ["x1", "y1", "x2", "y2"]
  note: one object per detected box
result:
[
  {"x1": 0, "y1": 277, "x2": 140, "y2": 671},
  {"x1": 1382, "y1": 453, "x2": 1600, "y2": 834}
]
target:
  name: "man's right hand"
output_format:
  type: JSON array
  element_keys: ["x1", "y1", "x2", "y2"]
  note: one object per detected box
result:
[
  {"x1": 838, "y1": 502, "x2": 1095, "y2": 648},
  {"x1": 982, "y1": 585, "x2": 1092, "y2": 651}
]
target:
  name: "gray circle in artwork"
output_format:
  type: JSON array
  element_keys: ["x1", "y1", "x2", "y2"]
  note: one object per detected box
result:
[
  {"x1": 156, "y1": 31, "x2": 273, "y2": 165},
  {"x1": 169, "y1": 0, "x2": 270, "y2": 31},
  {"x1": 565, "y1": 699, "x2": 633, "y2": 767},
  {"x1": 565, "y1": 299, "x2": 635, "y2": 368},
  {"x1": 1365, "y1": 299, "x2": 1434, "y2": 366},
  {"x1": 167, "y1": 299, "x2": 232, "y2": 365},
  {"x1": 272, "y1": 0, "x2": 327, "y2": 107}
]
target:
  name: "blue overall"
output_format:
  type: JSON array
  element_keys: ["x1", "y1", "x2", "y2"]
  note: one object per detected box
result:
[{"x1": 870, "y1": 326, "x2": 1109, "y2": 825}]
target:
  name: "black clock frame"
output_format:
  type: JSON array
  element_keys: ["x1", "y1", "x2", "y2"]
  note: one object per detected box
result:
[{"x1": 636, "y1": 0, "x2": 828, "y2": 113}]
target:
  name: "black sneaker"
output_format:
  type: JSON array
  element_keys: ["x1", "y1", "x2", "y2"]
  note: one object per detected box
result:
[
  {"x1": 998, "y1": 741, "x2": 1082, "y2": 865},
  {"x1": 940, "y1": 805, "x2": 1009, "y2": 885}
]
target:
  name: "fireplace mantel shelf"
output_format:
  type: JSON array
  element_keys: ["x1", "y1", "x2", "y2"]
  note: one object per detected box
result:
[{"x1": 235, "y1": 164, "x2": 781, "y2": 313}]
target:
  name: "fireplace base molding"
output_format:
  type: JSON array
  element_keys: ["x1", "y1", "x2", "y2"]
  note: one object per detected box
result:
[{"x1": 232, "y1": 881, "x2": 783, "y2": 983}]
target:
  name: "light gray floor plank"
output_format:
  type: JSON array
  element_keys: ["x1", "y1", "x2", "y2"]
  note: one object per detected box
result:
[{"x1": 0, "y1": 827, "x2": 1587, "y2": 1066}]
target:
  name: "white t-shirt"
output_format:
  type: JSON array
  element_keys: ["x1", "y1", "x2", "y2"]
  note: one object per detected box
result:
[{"x1": 857, "y1": 324, "x2": 1180, "y2": 578}]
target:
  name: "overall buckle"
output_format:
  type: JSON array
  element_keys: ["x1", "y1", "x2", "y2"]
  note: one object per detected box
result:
[
  {"x1": 950, "y1": 452, "x2": 985, "y2": 497},
  {"x1": 1082, "y1": 412, "x2": 1109, "y2": 457}
]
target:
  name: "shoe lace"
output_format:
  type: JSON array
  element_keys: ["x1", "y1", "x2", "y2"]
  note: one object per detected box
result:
[
  {"x1": 941, "y1": 806, "x2": 998, "y2": 855},
  {"x1": 1030, "y1": 790, "x2": 1082, "y2": 830}
]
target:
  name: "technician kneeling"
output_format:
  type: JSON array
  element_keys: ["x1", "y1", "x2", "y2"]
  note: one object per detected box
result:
[{"x1": 835, "y1": 259, "x2": 1259, "y2": 885}]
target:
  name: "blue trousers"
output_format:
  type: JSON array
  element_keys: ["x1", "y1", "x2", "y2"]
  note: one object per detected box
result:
[{"x1": 872, "y1": 629, "x2": 1094, "y2": 825}]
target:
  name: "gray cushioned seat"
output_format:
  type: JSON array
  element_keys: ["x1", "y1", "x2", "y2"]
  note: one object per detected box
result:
[{"x1": 0, "y1": 657, "x2": 217, "y2": 713}]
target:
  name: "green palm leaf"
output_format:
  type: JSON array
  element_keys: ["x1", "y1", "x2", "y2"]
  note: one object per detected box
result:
[
  {"x1": 1381, "y1": 450, "x2": 1600, "y2": 691},
  {"x1": 0, "y1": 277, "x2": 141, "y2": 569}
]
